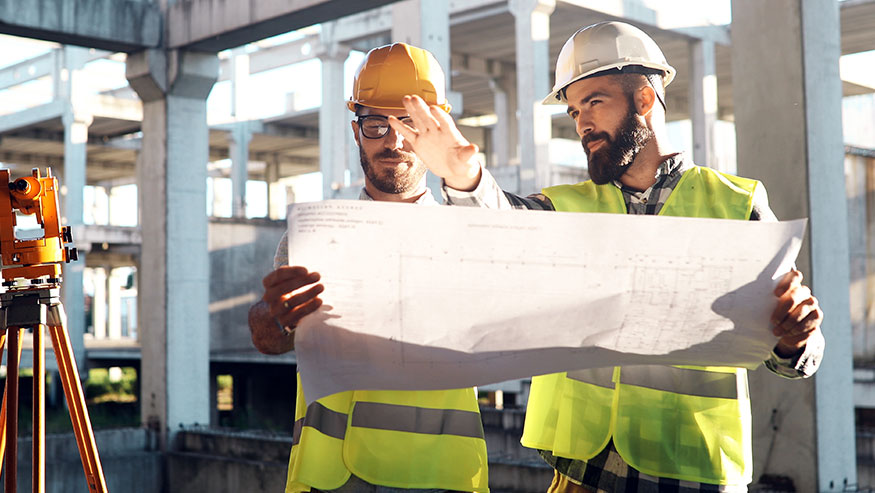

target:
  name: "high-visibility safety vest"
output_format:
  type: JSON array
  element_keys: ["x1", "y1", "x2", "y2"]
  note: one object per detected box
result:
[
  {"x1": 286, "y1": 373, "x2": 489, "y2": 492},
  {"x1": 523, "y1": 166, "x2": 759, "y2": 485}
]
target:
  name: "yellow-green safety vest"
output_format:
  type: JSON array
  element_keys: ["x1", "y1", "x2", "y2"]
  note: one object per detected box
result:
[
  {"x1": 286, "y1": 373, "x2": 489, "y2": 492},
  {"x1": 522, "y1": 166, "x2": 759, "y2": 485}
]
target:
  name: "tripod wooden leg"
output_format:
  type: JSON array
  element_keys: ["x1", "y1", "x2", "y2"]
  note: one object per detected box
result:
[
  {"x1": 33, "y1": 324, "x2": 45, "y2": 493},
  {"x1": 49, "y1": 324, "x2": 107, "y2": 493},
  {"x1": 0, "y1": 331, "x2": 6, "y2": 470},
  {"x1": 0, "y1": 330, "x2": 24, "y2": 481},
  {"x1": 4, "y1": 328, "x2": 22, "y2": 493}
]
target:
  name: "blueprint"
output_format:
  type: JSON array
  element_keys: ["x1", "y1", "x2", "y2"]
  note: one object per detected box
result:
[{"x1": 287, "y1": 200, "x2": 806, "y2": 404}]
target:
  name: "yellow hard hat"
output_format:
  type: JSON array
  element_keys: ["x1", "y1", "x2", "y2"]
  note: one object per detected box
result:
[
  {"x1": 347, "y1": 42, "x2": 451, "y2": 113},
  {"x1": 544, "y1": 21, "x2": 676, "y2": 105}
]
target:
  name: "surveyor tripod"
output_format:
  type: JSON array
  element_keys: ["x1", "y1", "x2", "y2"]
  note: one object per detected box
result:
[
  {"x1": 0, "y1": 282, "x2": 107, "y2": 493},
  {"x1": 0, "y1": 167, "x2": 107, "y2": 492}
]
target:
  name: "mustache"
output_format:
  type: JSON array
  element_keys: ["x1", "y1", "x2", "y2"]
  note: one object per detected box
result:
[
  {"x1": 375, "y1": 148, "x2": 416, "y2": 161},
  {"x1": 581, "y1": 131, "x2": 611, "y2": 150}
]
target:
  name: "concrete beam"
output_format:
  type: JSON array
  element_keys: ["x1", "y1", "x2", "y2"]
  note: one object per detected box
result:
[
  {"x1": 558, "y1": 0, "x2": 731, "y2": 44},
  {"x1": 451, "y1": 53, "x2": 513, "y2": 79},
  {"x1": 218, "y1": 35, "x2": 321, "y2": 82},
  {"x1": 0, "y1": 49, "x2": 115, "y2": 91},
  {"x1": 0, "y1": 0, "x2": 161, "y2": 52},
  {"x1": 79, "y1": 225, "x2": 142, "y2": 245},
  {"x1": 0, "y1": 100, "x2": 66, "y2": 135},
  {"x1": 0, "y1": 52, "x2": 56, "y2": 91},
  {"x1": 167, "y1": 0, "x2": 402, "y2": 52},
  {"x1": 332, "y1": 0, "x2": 509, "y2": 45}
]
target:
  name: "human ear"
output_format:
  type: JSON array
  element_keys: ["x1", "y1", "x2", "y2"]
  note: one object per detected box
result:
[
  {"x1": 637, "y1": 85, "x2": 656, "y2": 116},
  {"x1": 351, "y1": 120, "x2": 361, "y2": 147}
]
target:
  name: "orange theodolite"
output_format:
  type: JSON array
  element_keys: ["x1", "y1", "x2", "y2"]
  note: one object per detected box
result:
[{"x1": 0, "y1": 168, "x2": 106, "y2": 493}]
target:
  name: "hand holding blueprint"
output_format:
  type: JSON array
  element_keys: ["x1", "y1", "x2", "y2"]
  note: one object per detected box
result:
[{"x1": 288, "y1": 201, "x2": 806, "y2": 403}]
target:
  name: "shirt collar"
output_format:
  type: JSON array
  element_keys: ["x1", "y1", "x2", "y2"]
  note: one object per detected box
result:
[
  {"x1": 359, "y1": 188, "x2": 439, "y2": 205},
  {"x1": 610, "y1": 152, "x2": 689, "y2": 191}
]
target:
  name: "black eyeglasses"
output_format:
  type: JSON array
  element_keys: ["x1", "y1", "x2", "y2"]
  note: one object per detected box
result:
[{"x1": 356, "y1": 115, "x2": 415, "y2": 139}]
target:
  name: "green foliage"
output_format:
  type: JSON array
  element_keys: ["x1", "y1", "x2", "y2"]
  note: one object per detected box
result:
[
  {"x1": 84, "y1": 367, "x2": 137, "y2": 402},
  {"x1": 5, "y1": 367, "x2": 141, "y2": 434}
]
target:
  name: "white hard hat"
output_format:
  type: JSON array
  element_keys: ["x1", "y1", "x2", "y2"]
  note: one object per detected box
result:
[{"x1": 543, "y1": 21, "x2": 676, "y2": 105}]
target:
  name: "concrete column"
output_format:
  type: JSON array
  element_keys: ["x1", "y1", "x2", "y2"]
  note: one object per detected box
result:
[
  {"x1": 392, "y1": 0, "x2": 457, "y2": 200},
  {"x1": 92, "y1": 267, "x2": 107, "y2": 339},
  {"x1": 60, "y1": 109, "x2": 91, "y2": 373},
  {"x1": 317, "y1": 24, "x2": 350, "y2": 200},
  {"x1": 510, "y1": 0, "x2": 555, "y2": 194},
  {"x1": 688, "y1": 39, "x2": 718, "y2": 169},
  {"x1": 265, "y1": 156, "x2": 284, "y2": 220},
  {"x1": 229, "y1": 48, "x2": 251, "y2": 218},
  {"x1": 230, "y1": 47, "x2": 249, "y2": 120},
  {"x1": 54, "y1": 44, "x2": 92, "y2": 373},
  {"x1": 489, "y1": 78, "x2": 510, "y2": 168},
  {"x1": 731, "y1": 1, "x2": 854, "y2": 491},
  {"x1": 500, "y1": 73, "x2": 520, "y2": 169},
  {"x1": 229, "y1": 122, "x2": 252, "y2": 218},
  {"x1": 391, "y1": 0, "x2": 456, "y2": 108},
  {"x1": 107, "y1": 267, "x2": 125, "y2": 339},
  {"x1": 126, "y1": 49, "x2": 218, "y2": 449}
]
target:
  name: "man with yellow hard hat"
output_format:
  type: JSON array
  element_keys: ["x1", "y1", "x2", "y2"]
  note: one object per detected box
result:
[
  {"x1": 389, "y1": 21, "x2": 824, "y2": 492},
  {"x1": 248, "y1": 43, "x2": 488, "y2": 493}
]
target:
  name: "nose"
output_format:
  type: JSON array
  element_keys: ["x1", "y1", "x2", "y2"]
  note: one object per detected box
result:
[
  {"x1": 384, "y1": 126, "x2": 405, "y2": 149},
  {"x1": 575, "y1": 114, "x2": 593, "y2": 139}
]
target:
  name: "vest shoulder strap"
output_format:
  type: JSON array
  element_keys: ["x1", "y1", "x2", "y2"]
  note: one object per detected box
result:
[{"x1": 542, "y1": 180, "x2": 625, "y2": 213}]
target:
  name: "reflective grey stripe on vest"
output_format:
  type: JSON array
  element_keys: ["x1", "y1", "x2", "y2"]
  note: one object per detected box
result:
[
  {"x1": 619, "y1": 365, "x2": 739, "y2": 400},
  {"x1": 566, "y1": 367, "x2": 615, "y2": 389},
  {"x1": 292, "y1": 401, "x2": 349, "y2": 445},
  {"x1": 350, "y1": 402, "x2": 484, "y2": 439}
]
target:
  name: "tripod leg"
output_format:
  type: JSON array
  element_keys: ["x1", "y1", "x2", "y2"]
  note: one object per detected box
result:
[
  {"x1": 0, "y1": 330, "x2": 23, "y2": 479},
  {"x1": 33, "y1": 324, "x2": 45, "y2": 493},
  {"x1": 5, "y1": 328, "x2": 22, "y2": 493},
  {"x1": 0, "y1": 331, "x2": 6, "y2": 472},
  {"x1": 49, "y1": 324, "x2": 107, "y2": 493}
]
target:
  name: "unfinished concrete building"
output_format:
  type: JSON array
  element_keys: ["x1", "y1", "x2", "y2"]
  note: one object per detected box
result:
[{"x1": 0, "y1": 0, "x2": 872, "y2": 491}]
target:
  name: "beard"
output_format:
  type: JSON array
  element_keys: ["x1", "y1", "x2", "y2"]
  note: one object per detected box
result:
[
  {"x1": 582, "y1": 103, "x2": 654, "y2": 185},
  {"x1": 359, "y1": 146, "x2": 427, "y2": 194}
]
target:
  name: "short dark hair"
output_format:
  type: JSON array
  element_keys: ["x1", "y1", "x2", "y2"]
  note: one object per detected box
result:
[{"x1": 560, "y1": 66, "x2": 666, "y2": 109}]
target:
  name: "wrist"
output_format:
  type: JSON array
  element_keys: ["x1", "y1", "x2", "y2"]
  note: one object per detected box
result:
[
  {"x1": 774, "y1": 340, "x2": 805, "y2": 359},
  {"x1": 444, "y1": 161, "x2": 482, "y2": 192}
]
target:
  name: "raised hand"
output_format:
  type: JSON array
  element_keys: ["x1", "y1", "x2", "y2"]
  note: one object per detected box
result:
[{"x1": 388, "y1": 95, "x2": 482, "y2": 191}]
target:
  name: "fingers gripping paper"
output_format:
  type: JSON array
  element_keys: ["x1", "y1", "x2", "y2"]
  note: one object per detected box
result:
[{"x1": 288, "y1": 200, "x2": 806, "y2": 404}]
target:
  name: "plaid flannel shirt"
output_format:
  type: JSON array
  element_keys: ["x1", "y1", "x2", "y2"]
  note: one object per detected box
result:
[{"x1": 443, "y1": 154, "x2": 825, "y2": 492}]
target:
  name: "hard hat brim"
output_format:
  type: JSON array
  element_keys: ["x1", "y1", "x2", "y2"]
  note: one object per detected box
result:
[
  {"x1": 542, "y1": 61, "x2": 676, "y2": 105},
  {"x1": 347, "y1": 100, "x2": 452, "y2": 113}
]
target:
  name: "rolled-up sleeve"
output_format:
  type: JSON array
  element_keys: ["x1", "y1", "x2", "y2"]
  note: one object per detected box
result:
[
  {"x1": 764, "y1": 329, "x2": 825, "y2": 379},
  {"x1": 442, "y1": 166, "x2": 555, "y2": 210}
]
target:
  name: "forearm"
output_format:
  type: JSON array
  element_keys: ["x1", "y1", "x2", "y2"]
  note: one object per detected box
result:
[
  {"x1": 443, "y1": 166, "x2": 554, "y2": 210},
  {"x1": 248, "y1": 300, "x2": 295, "y2": 354}
]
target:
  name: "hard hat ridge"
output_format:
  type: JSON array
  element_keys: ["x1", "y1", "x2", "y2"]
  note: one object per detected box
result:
[
  {"x1": 348, "y1": 42, "x2": 451, "y2": 113},
  {"x1": 544, "y1": 21, "x2": 676, "y2": 105}
]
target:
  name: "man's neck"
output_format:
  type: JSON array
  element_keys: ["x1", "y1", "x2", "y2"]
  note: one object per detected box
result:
[{"x1": 617, "y1": 139, "x2": 677, "y2": 192}]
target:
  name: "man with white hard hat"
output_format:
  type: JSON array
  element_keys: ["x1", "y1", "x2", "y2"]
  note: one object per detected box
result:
[{"x1": 389, "y1": 21, "x2": 825, "y2": 492}]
